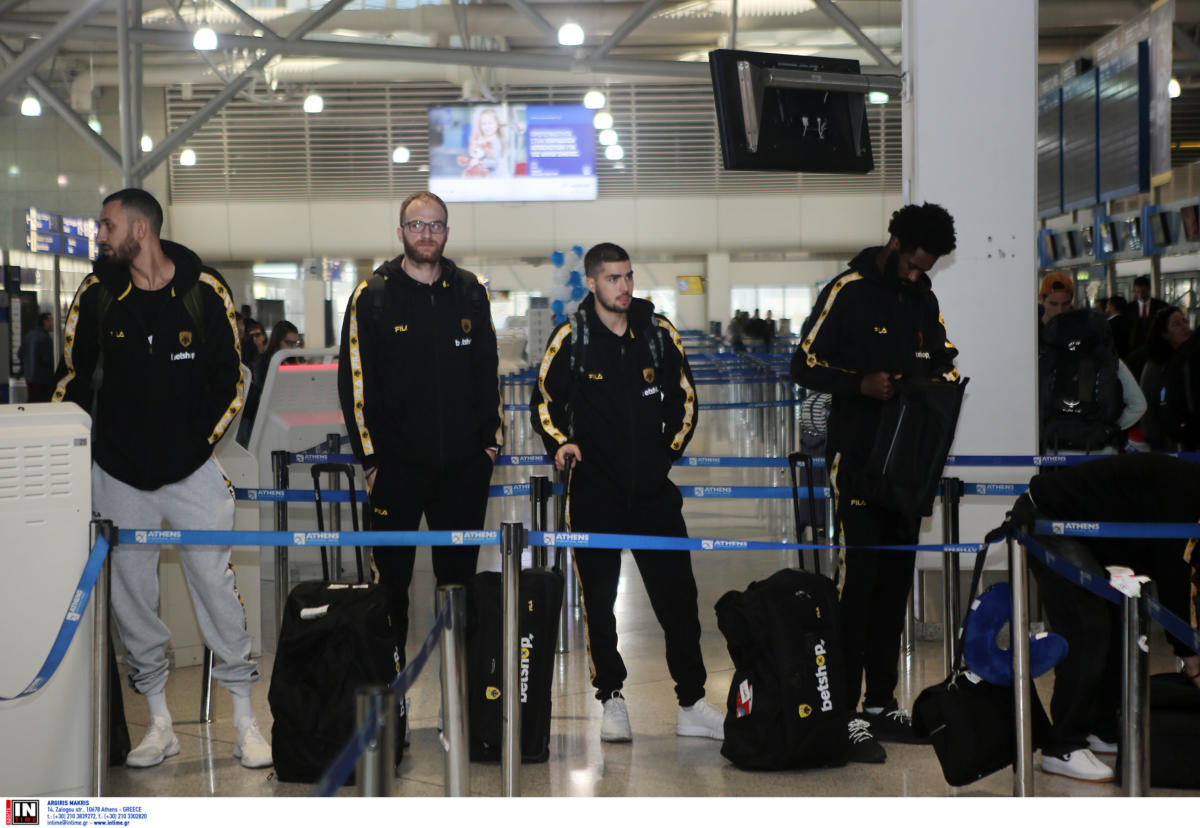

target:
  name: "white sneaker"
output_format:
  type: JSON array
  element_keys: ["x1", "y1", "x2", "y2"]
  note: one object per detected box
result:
[
  {"x1": 126, "y1": 717, "x2": 180, "y2": 768},
  {"x1": 1086, "y1": 734, "x2": 1118, "y2": 755},
  {"x1": 676, "y1": 698, "x2": 725, "y2": 740},
  {"x1": 600, "y1": 695, "x2": 632, "y2": 743},
  {"x1": 233, "y1": 717, "x2": 274, "y2": 769},
  {"x1": 1041, "y1": 748, "x2": 1113, "y2": 782}
]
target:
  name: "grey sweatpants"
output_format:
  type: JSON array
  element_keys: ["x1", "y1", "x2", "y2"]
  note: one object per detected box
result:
[{"x1": 93, "y1": 457, "x2": 258, "y2": 696}]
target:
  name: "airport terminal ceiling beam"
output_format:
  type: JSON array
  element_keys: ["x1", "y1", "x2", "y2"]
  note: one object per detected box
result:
[
  {"x1": 811, "y1": 0, "x2": 897, "y2": 71},
  {"x1": 0, "y1": 20, "x2": 711, "y2": 81},
  {"x1": 0, "y1": 39, "x2": 123, "y2": 173},
  {"x1": 211, "y1": 0, "x2": 280, "y2": 41},
  {"x1": 590, "y1": 0, "x2": 669, "y2": 61},
  {"x1": 0, "y1": 0, "x2": 107, "y2": 102},
  {"x1": 501, "y1": 0, "x2": 559, "y2": 41},
  {"x1": 133, "y1": 0, "x2": 356, "y2": 180}
]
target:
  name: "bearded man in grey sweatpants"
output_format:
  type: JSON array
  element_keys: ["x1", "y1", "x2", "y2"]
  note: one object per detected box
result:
[{"x1": 53, "y1": 188, "x2": 271, "y2": 769}]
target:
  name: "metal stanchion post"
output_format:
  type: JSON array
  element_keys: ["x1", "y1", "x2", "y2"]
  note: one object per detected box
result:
[
  {"x1": 438, "y1": 585, "x2": 470, "y2": 796},
  {"x1": 355, "y1": 685, "x2": 396, "y2": 797},
  {"x1": 940, "y1": 477, "x2": 963, "y2": 672},
  {"x1": 1121, "y1": 583, "x2": 1151, "y2": 796},
  {"x1": 500, "y1": 521, "x2": 524, "y2": 797},
  {"x1": 198, "y1": 648, "x2": 213, "y2": 723},
  {"x1": 1008, "y1": 536, "x2": 1035, "y2": 796},
  {"x1": 91, "y1": 520, "x2": 112, "y2": 797},
  {"x1": 272, "y1": 450, "x2": 290, "y2": 644}
]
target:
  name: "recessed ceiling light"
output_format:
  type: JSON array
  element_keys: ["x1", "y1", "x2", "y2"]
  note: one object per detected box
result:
[
  {"x1": 558, "y1": 23, "x2": 584, "y2": 46},
  {"x1": 180, "y1": 148, "x2": 197, "y2": 166},
  {"x1": 303, "y1": 93, "x2": 324, "y2": 113},
  {"x1": 392, "y1": 146, "x2": 411, "y2": 163},
  {"x1": 193, "y1": 26, "x2": 217, "y2": 51},
  {"x1": 583, "y1": 90, "x2": 606, "y2": 109},
  {"x1": 20, "y1": 94, "x2": 41, "y2": 116}
]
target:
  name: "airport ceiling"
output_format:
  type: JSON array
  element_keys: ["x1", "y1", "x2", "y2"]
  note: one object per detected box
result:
[{"x1": 6, "y1": 1, "x2": 1200, "y2": 199}]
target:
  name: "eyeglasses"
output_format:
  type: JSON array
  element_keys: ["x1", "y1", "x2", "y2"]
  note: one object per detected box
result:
[
  {"x1": 282, "y1": 338, "x2": 301, "y2": 347},
  {"x1": 400, "y1": 219, "x2": 448, "y2": 235},
  {"x1": 250, "y1": 331, "x2": 266, "y2": 339}
]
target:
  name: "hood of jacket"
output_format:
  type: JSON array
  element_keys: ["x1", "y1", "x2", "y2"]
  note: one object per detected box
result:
[
  {"x1": 848, "y1": 246, "x2": 934, "y2": 294},
  {"x1": 578, "y1": 292, "x2": 657, "y2": 334},
  {"x1": 93, "y1": 239, "x2": 205, "y2": 295}
]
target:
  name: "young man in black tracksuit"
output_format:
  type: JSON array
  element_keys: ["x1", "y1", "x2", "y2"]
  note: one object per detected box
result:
[
  {"x1": 791, "y1": 202, "x2": 958, "y2": 763},
  {"x1": 529, "y1": 242, "x2": 724, "y2": 744},
  {"x1": 338, "y1": 191, "x2": 502, "y2": 665},
  {"x1": 994, "y1": 454, "x2": 1200, "y2": 782}
]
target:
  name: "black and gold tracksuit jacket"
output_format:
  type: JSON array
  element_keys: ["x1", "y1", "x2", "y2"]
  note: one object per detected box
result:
[
  {"x1": 790, "y1": 246, "x2": 959, "y2": 474},
  {"x1": 337, "y1": 255, "x2": 502, "y2": 472},
  {"x1": 529, "y1": 294, "x2": 697, "y2": 500},
  {"x1": 52, "y1": 240, "x2": 243, "y2": 490}
]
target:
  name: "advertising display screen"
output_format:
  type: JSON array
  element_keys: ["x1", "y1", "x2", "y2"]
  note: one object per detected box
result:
[{"x1": 428, "y1": 104, "x2": 597, "y2": 202}]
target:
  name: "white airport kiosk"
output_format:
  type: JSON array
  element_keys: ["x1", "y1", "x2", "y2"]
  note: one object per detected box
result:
[{"x1": 0, "y1": 403, "x2": 96, "y2": 796}]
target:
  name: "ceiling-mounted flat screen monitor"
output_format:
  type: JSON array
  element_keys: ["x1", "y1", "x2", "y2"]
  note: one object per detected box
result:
[
  {"x1": 1183, "y1": 205, "x2": 1200, "y2": 242},
  {"x1": 709, "y1": 49, "x2": 874, "y2": 173},
  {"x1": 1079, "y1": 225, "x2": 1095, "y2": 257},
  {"x1": 1042, "y1": 233, "x2": 1060, "y2": 261},
  {"x1": 1149, "y1": 212, "x2": 1171, "y2": 247},
  {"x1": 1100, "y1": 222, "x2": 1118, "y2": 254},
  {"x1": 428, "y1": 104, "x2": 597, "y2": 202},
  {"x1": 1122, "y1": 217, "x2": 1142, "y2": 252}
]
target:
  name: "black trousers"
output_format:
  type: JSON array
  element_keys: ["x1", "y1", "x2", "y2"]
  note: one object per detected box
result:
[
  {"x1": 568, "y1": 473, "x2": 707, "y2": 706},
  {"x1": 1028, "y1": 537, "x2": 1120, "y2": 755},
  {"x1": 835, "y1": 493, "x2": 917, "y2": 711},
  {"x1": 368, "y1": 452, "x2": 493, "y2": 664}
]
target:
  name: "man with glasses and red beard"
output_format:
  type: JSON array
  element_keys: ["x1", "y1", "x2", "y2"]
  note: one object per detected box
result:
[
  {"x1": 338, "y1": 191, "x2": 502, "y2": 668},
  {"x1": 53, "y1": 188, "x2": 271, "y2": 770},
  {"x1": 791, "y1": 202, "x2": 959, "y2": 763}
]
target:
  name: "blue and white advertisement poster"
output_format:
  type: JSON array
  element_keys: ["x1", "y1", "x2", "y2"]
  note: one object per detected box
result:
[{"x1": 429, "y1": 103, "x2": 597, "y2": 202}]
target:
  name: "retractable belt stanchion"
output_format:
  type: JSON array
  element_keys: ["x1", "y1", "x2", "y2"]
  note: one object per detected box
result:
[
  {"x1": 326, "y1": 432, "x2": 344, "y2": 580},
  {"x1": 501, "y1": 521, "x2": 524, "y2": 796},
  {"x1": 272, "y1": 449, "x2": 290, "y2": 643},
  {"x1": 91, "y1": 520, "x2": 112, "y2": 797},
  {"x1": 529, "y1": 475, "x2": 550, "y2": 569},
  {"x1": 437, "y1": 585, "x2": 470, "y2": 796},
  {"x1": 199, "y1": 649, "x2": 214, "y2": 724},
  {"x1": 355, "y1": 685, "x2": 396, "y2": 797},
  {"x1": 940, "y1": 477, "x2": 963, "y2": 671},
  {"x1": 1121, "y1": 581, "x2": 1152, "y2": 796},
  {"x1": 1009, "y1": 535, "x2": 1035, "y2": 796}
]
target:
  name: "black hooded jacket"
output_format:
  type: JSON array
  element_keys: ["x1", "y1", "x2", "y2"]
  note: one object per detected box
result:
[
  {"x1": 529, "y1": 294, "x2": 697, "y2": 501},
  {"x1": 52, "y1": 240, "x2": 243, "y2": 490},
  {"x1": 790, "y1": 246, "x2": 959, "y2": 472},
  {"x1": 337, "y1": 255, "x2": 502, "y2": 472}
]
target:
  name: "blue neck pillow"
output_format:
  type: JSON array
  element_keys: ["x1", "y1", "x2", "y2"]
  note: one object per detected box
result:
[{"x1": 962, "y1": 582, "x2": 1068, "y2": 686}]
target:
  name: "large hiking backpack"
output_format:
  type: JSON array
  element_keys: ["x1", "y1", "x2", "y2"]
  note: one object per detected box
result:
[
  {"x1": 1039, "y1": 309, "x2": 1123, "y2": 451},
  {"x1": 715, "y1": 568, "x2": 849, "y2": 770}
]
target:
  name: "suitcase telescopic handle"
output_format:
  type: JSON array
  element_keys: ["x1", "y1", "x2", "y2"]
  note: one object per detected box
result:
[{"x1": 310, "y1": 463, "x2": 365, "y2": 582}]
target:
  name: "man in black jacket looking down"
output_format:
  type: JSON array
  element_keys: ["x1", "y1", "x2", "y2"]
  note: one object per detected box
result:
[
  {"x1": 529, "y1": 242, "x2": 724, "y2": 744},
  {"x1": 791, "y1": 203, "x2": 958, "y2": 763}
]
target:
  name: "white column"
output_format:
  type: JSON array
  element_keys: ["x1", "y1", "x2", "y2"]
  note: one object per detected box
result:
[
  {"x1": 705, "y1": 251, "x2": 731, "y2": 335},
  {"x1": 904, "y1": 0, "x2": 1038, "y2": 541},
  {"x1": 302, "y1": 278, "x2": 327, "y2": 349}
]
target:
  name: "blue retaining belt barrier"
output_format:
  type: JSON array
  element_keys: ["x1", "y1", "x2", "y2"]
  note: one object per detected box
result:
[
  {"x1": 312, "y1": 602, "x2": 451, "y2": 795},
  {"x1": 1018, "y1": 532, "x2": 1200, "y2": 657},
  {"x1": 0, "y1": 534, "x2": 110, "y2": 701},
  {"x1": 1031, "y1": 520, "x2": 1200, "y2": 539}
]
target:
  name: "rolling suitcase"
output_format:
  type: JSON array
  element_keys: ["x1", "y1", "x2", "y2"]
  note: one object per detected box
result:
[
  {"x1": 715, "y1": 568, "x2": 849, "y2": 770},
  {"x1": 268, "y1": 463, "x2": 402, "y2": 784},
  {"x1": 465, "y1": 565, "x2": 564, "y2": 762}
]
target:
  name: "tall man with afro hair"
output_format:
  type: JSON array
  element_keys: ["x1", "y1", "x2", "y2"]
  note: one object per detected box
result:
[{"x1": 792, "y1": 202, "x2": 959, "y2": 763}]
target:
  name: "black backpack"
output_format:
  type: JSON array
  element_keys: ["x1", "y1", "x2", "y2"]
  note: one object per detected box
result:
[
  {"x1": 715, "y1": 568, "x2": 849, "y2": 770},
  {"x1": 1039, "y1": 309, "x2": 1124, "y2": 452}
]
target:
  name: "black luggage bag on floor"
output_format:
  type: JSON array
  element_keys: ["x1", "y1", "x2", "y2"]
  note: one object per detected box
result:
[
  {"x1": 715, "y1": 568, "x2": 849, "y2": 770},
  {"x1": 1116, "y1": 672, "x2": 1200, "y2": 789},
  {"x1": 465, "y1": 567, "x2": 564, "y2": 762},
  {"x1": 269, "y1": 464, "x2": 402, "y2": 784}
]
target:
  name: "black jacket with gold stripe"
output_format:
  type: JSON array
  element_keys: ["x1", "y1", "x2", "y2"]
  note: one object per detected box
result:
[
  {"x1": 52, "y1": 240, "x2": 243, "y2": 490},
  {"x1": 530, "y1": 294, "x2": 697, "y2": 499},
  {"x1": 790, "y1": 246, "x2": 958, "y2": 473},
  {"x1": 338, "y1": 255, "x2": 501, "y2": 472}
]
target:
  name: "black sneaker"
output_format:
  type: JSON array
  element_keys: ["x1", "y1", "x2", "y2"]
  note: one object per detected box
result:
[
  {"x1": 861, "y1": 703, "x2": 928, "y2": 745},
  {"x1": 847, "y1": 718, "x2": 887, "y2": 764}
]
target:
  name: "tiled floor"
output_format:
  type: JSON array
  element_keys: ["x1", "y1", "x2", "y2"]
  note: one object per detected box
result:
[{"x1": 101, "y1": 399, "x2": 1192, "y2": 800}]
